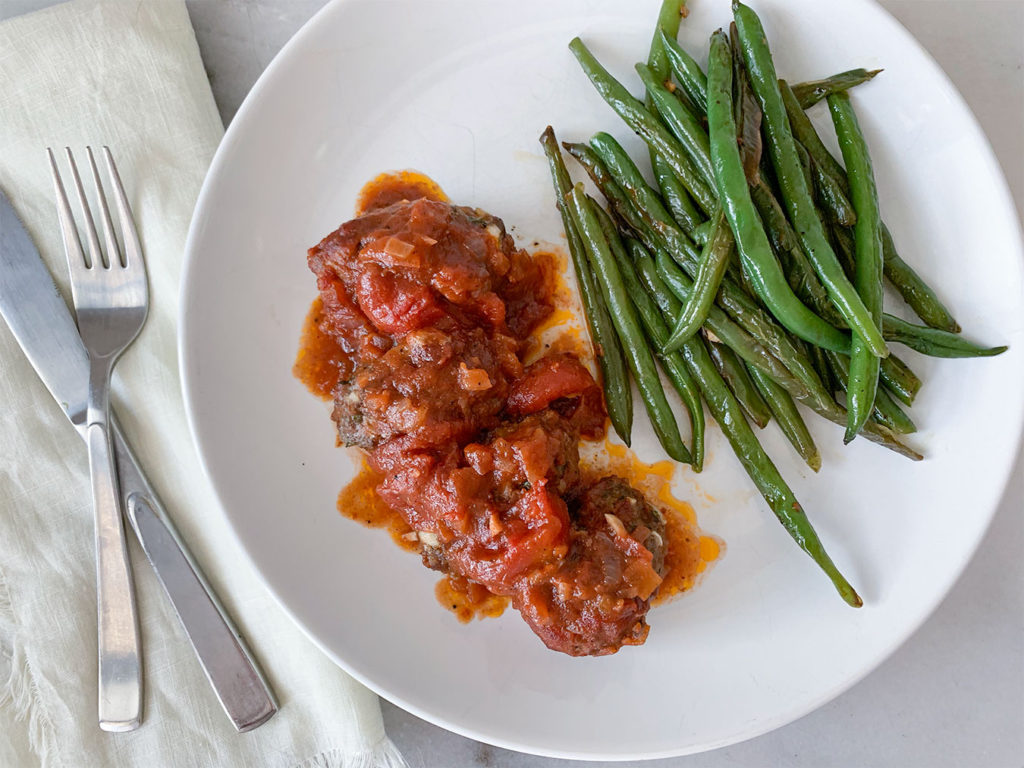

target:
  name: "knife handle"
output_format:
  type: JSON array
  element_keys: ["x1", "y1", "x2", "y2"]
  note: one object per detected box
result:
[{"x1": 110, "y1": 419, "x2": 278, "y2": 732}]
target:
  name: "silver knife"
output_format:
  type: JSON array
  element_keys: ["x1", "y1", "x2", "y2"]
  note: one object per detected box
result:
[{"x1": 0, "y1": 187, "x2": 278, "y2": 732}]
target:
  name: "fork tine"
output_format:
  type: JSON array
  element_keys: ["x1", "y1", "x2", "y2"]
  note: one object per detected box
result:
[
  {"x1": 102, "y1": 147, "x2": 143, "y2": 269},
  {"x1": 47, "y1": 146, "x2": 90, "y2": 302},
  {"x1": 87, "y1": 147, "x2": 121, "y2": 268},
  {"x1": 64, "y1": 147, "x2": 108, "y2": 269}
]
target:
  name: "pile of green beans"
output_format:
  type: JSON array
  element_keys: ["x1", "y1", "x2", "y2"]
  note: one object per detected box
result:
[{"x1": 539, "y1": 0, "x2": 1006, "y2": 606}]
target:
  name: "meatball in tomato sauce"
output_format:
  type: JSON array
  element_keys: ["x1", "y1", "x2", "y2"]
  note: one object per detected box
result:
[{"x1": 307, "y1": 194, "x2": 667, "y2": 655}]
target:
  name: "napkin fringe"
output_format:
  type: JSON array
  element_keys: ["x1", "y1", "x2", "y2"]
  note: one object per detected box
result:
[
  {"x1": 296, "y1": 738, "x2": 408, "y2": 768},
  {"x1": 0, "y1": 566, "x2": 60, "y2": 767}
]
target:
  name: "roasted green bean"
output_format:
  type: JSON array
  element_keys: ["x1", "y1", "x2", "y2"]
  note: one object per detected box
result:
[
  {"x1": 540, "y1": 127, "x2": 633, "y2": 444},
  {"x1": 780, "y1": 79, "x2": 961, "y2": 333},
  {"x1": 748, "y1": 362, "x2": 822, "y2": 471},
  {"x1": 569, "y1": 37, "x2": 717, "y2": 214},
  {"x1": 630, "y1": 241, "x2": 809, "y2": 399},
  {"x1": 566, "y1": 137, "x2": 919, "y2": 457},
  {"x1": 792, "y1": 68, "x2": 882, "y2": 109},
  {"x1": 880, "y1": 354, "x2": 922, "y2": 406},
  {"x1": 567, "y1": 185, "x2": 691, "y2": 463},
  {"x1": 882, "y1": 315, "x2": 1007, "y2": 358},
  {"x1": 646, "y1": 0, "x2": 704, "y2": 236},
  {"x1": 827, "y1": 351, "x2": 916, "y2": 434},
  {"x1": 664, "y1": 207, "x2": 733, "y2": 352},
  {"x1": 678, "y1": 334, "x2": 861, "y2": 605},
  {"x1": 708, "y1": 340, "x2": 773, "y2": 428},
  {"x1": 637, "y1": 62, "x2": 715, "y2": 187},
  {"x1": 707, "y1": 30, "x2": 852, "y2": 353},
  {"x1": 659, "y1": 28, "x2": 708, "y2": 114},
  {"x1": 733, "y1": 3, "x2": 888, "y2": 357},
  {"x1": 828, "y1": 91, "x2": 884, "y2": 442},
  {"x1": 593, "y1": 201, "x2": 706, "y2": 469}
]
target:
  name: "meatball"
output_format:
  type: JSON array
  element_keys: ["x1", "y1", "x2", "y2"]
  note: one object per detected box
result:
[
  {"x1": 307, "y1": 198, "x2": 548, "y2": 451},
  {"x1": 514, "y1": 477, "x2": 668, "y2": 657}
]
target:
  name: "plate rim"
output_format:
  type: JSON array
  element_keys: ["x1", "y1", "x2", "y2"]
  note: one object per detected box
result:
[{"x1": 178, "y1": 0, "x2": 1024, "y2": 759}]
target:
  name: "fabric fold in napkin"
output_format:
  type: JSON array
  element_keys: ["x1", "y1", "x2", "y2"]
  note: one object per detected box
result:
[{"x1": 0, "y1": 1, "x2": 406, "y2": 766}]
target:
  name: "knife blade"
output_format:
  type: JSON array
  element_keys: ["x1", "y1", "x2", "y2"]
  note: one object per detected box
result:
[
  {"x1": 0, "y1": 190, "x2": 88, "y2": 428},
  {"x1": 0, "y1": 187, "x2": 277, "y2": 731}
]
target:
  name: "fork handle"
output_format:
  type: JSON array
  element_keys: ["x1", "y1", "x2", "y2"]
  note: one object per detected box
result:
[{"x1": 87, "y1": 361, "x2": 142, "y2": 732}]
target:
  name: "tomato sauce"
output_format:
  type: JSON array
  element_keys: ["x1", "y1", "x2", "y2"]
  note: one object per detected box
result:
[
  {"x1": 435, "y1": 574, "x2": 509, "y2": 623},
  {"x1": 581, "y1": 439, "x2": 722, "y2": 603},
  {"x1": 294, "y1": 170, "x2": 719, "y2": 655},
  {"x1": 294, "y1": 296, "x2": 349, "y2": 401},
  {"x1": 335, "y1": 460, "x2": 417, "y2": 552},
  {"x1": 356, "y1": 170, "x2": 448, "y2": 214}
]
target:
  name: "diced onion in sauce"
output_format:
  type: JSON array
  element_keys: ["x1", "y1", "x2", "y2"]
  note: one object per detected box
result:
[
  {"x1": 605, "y1": 513, "x2": 628, "y2": 538},
  {"x1": 458, "y1": 363, "x2": 493, "y2": 391},
  {"x1": 383, "y1": 236, "x2": 416, "y2": 259}
]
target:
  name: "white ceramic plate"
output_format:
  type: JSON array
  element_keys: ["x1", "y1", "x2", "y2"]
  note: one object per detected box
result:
[{"x1": 180, "y1": 0, "x2": 1024, "y2": 759}]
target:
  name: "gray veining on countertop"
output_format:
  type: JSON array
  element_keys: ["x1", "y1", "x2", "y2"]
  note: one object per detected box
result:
[{"x1": 3, "y1": 1, "x2": 1019, "y2": 766}]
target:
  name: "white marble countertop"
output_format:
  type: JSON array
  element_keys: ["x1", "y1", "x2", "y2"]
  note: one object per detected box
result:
[{"x1": 4, "y1": 1, "x2": 1020, "y2": 766}]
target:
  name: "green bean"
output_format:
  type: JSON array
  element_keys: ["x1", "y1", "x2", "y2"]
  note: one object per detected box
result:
[
  {"x1": 593, "y1": 201, "x2": 706, "y2": 470},
  {"x1": 626, "y1": 240, "x2": 808, "y2": 399},
  {"x1": 830, "y1": 220, "x2": 857, "y2": 280},
  {"x1": 882, "y1": 315, "x2": 1008, "y2": 358},
  {"x1": 826, "y1": 351, "x2": 916, "y2": 434},
  {"x1": 633, "y1": 241, "x2": 686, "y2": 318},
  {"x1": 794, "y1": 140, "x2": 815, "y2": 195},
  {"x1": 881, "y1": 226, "x2": 961, "y2": 333},
  {"x1": 750, "y1": 181, "x2": 845, "y2": 325},
  {"x1": 708, "y1": 341, "x2": 773, "y2": 428},
  {"x1": 706, "y1": 30, "x2": 851, "y2": 354},
  {"x1": 657, "y1": 247, "x2": 920, "y2": 459},
  {"x1": 691, "y1": 218, "x2": 713, "y2": 246},
  {"x1": 747, "y1": 362, "x2": 822, "y2": 471},
  {"x1": 569, "y1": 139, "x2": 919, "y2": 458},
  {"x1": 792, "y1": 68, "x2": 883, "y2": 110},
  {"x1": 659, "y1": 29, "x2": 708, "y2": 114},
  {"x1": 569, "y1": 37, "x2": 717, "y2": 215},
  {"x1": 563, "y1": 141, "x2": 661, "y2": 243},
  {"x1": 756, "y1": 177, "x2": 922, "y2": 407},
  {"x1": 678, "y1": 335, "x2": 861, "y2": 606},
  {"x1": 540, "y1": 127, "x2": 633, "y2": 444},
  {"x1": 829, "y1": 91, "x2": 884, "y2": 443},
  {"x1": 710, "y1": 277, "x2": 836, "y2": 413},
  {"x1": 580, "y1": 132, "x2": 833, "y2": 408},
  {"x1": 880, "y1": 354, "x2": 921, "y2": 406},
  {"x1": 733, "y1": 4, "x2": 888, "y2": 358},
  {"x1": 811, "y1": 159, "x2": 857, "y2": 227},
  {"x1": 646, "y1": 1, "x2": 705, "y2": 237},
  {"x1": 637, "y1": 244, "x2": 862, "y2": 600},
  {"x1": 648, "y1": 0, "x2": 683, "y2": 73},
  {"x1": 750, "y1": 182, "x2": 799, "y2": 251},
  {"x1": 660, "y1": 213, "x2": 917, "y2": 457},
  {"x1": 664, "y1": 207, "x2": 732, "y2": 351},
  {"x1": 809, "y1": 342, "x2": 838, "y2": 395},
  {"x1": 637, "y1": 62, "x2": 715, "y2": 188},
  {"x1": 729, "y1": 23, "x2": 764, "y2": 186},
  {"x1": 873, "y1": 387, "x2": 917, "y2": 434},
  {"x1": 590, "y1": 133, "x2": 705, "y2": 256},
  {"x1": 667, "y1": 77, "x2": 704, "y2": 119},
  {"x1": 657, "y1": 162, "x2": 704, "y2": 235},
  {"x1": 780, "y1": 80, "x2": 961, "y2": 333},
  {"x1": 580, "y1": 131, "x2": 747, "y2": 322},
  {"x1": 566, "y1": 185, "x2": 690, "y2": 463}
]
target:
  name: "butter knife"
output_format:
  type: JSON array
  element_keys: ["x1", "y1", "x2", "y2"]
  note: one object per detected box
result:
[{"x1": 0, "y1": 187, "x2": 278, "y2": 732}]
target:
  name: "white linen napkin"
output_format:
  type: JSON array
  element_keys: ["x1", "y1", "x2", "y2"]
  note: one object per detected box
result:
[{"x1": 0, "y1": 1, "x2": 407, "y2": 766}]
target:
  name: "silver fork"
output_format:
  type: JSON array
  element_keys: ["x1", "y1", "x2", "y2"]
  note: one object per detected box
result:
[{"x1": 48, "y1": 147, "x2": 146, "y2": 732}]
